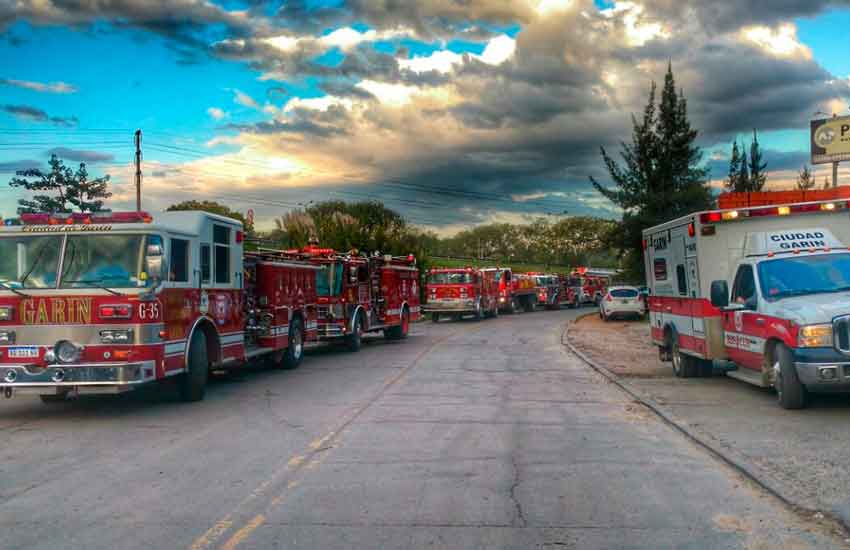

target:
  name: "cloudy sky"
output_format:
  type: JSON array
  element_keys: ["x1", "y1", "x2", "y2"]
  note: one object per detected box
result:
[{"x1": 1, "y1": 0, "x2": 849, "y2": 233}]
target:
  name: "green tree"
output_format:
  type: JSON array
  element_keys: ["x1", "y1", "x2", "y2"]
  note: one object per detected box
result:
[
  {"x1": 166, "y1": 200, "x2": 254, "y2": 235},
  {"x1": 737, "y1": 147, "x2": 749, "y2": 192},
  {"x1": 591, "y1": 63, "x2": 712, "y2": 280},
  {"x1": 726, "y1": 141, "x2": 742, "y2": 192},
  {"x1": 796, "y1": 165, "x2": 815, "y2": 191},
  {"x1": 9, "y1": 154, "x2": 112, "y2": 214},
  {"x1": 748, "y1": 129, "x2": 767, "y2": 191}
]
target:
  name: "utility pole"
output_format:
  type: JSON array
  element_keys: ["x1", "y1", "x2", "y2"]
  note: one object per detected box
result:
[{"x1": 134, "y1": 129, "x2": 142, "y2": 211}]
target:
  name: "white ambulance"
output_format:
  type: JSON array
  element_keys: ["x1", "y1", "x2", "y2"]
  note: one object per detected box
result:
[{"x1": 644, "y1": 198, "x2": 850, "y2": 409}]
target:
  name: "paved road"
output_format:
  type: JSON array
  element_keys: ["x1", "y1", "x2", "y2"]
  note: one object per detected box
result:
[{"x1": 0, "y1": 309, "x2": 843, "y2": 549}]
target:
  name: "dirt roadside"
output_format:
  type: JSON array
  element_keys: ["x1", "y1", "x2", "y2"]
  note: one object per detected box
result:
[{"x1": 568, "y1": 313, "x2": 850, "y2": 533}]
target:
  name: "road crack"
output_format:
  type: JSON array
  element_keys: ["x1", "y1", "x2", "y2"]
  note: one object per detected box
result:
[{"x1": 509, "y1": 454, "x2": 527, "y2": 528}]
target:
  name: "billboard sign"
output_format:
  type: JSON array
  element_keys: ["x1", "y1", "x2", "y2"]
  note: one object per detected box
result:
[{"x1": 811, "y1": 115, "x2": 850, "y2": 165}]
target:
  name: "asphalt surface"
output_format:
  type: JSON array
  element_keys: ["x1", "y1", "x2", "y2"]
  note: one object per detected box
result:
[{"x1": 0, "y1": 309, "x2": 844, "y2": 549}]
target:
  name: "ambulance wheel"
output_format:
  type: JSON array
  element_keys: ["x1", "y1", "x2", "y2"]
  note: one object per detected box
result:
[
  {"x1": 346, "y1": 313, "x2": 364, "y2": 352},
  {"x1": 385, "y1": 307, "x2": 410, "y2": 340},
  {"x1": 178, "y1": 330, "x2": 209, "y2": 402},
  {"x1": 671, "y1": 336, "x2": 698, "y2": 378},
  {"x1": 774, "y1": 344, "x2": 808, "y2": 410},
  {"x1": 40, "y1": 391, "x2": 70, "y2": 404},
  {"x1": 280, "y1": 317, "x2": 305, "y2": 369}
]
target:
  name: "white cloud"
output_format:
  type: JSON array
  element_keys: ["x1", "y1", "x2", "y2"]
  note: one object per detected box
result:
[
  {"x1": 207, "y1": 107, "x2": 227, "y2": 120},
  {"x1": 479, "y1": 35, "x2": 516, "y2": 65},
  {"x1": 601, "y1": 2, "x2": 668, "y2": 47},
  {"x1": 263, "y1": 35, "x2": 300, "y2": 52},
  {"x1": 0, "y1": 78, "x2": 77, "y2": 94},
  {"x1": 532, "y1": 0, "x2": 572, "y2": 16},
  {"x1": 399, "y1": 49, "x2": 463, "y2": 74},
  {"x1": 284, "y1": 96, "x2": 353, "y2": 112},
  {"x1": 741, "y1": 23, "x2": 812, "y2": 59},
  {"x1": 233, "y1": 89, "x2": 260, "y2": 109}
]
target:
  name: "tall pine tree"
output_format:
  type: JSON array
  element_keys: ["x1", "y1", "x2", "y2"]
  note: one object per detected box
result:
[
  {"x1": 737, "y1": 147, "x2": 749, "y2": 193},
  {"x1": 748, "y1": 129, "x2": 767, "y2": 191},
  {"x1": 726, "y1": 141, "x2": 741, "y2": 191},
  {"x1": 591, "y1": 63, "x2": 712, "y2": 280}
]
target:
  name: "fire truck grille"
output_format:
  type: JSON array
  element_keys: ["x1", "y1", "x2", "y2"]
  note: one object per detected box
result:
[
  {"x1": 318, "y1": 306, "x2": 329, "y2": 318},
  {"x1": 834, "y1": 316, "x2": 850, "y2": 354}
]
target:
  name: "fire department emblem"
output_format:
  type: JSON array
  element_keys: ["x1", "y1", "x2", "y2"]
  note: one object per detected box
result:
[
  {"x1": 734, "y1": 310, "x2": 744, "y2": 332},
  {"x1": 199, "y1": 291, "x2": 209, "y2": 315},
  {"x1": 214, "y1": 294, "x2": 230, "y2": 324}
]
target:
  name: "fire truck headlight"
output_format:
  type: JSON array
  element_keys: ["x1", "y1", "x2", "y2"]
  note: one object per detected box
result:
[
  {"x1": 0, "y1": 330, "x2": 15, "y2": 344},
  {"x1": 55, "y1": 340, "x2": 82, "y2": 364},
  {"x1": 0, "y1": 306, "x2": 12, "y2": 321},
  {"x1": 100, "y1": 329, "x2": 133, "y2": 344},
  {"x1": 798, "y1": 324, "x2": 833, "y2": 348}
]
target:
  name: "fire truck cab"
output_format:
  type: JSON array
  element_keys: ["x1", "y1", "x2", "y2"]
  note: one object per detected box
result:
[
  {"x1": 290, "y1": 247, "x2": 420, "y2": 351},
  {"x1": 0, "y1": 210, "x2": 320, "y2": 403},
  {"x1": 645, "y1": 198, "x2": 850, "y2": 409},
  {"x1": 529, "y1": 273, "x2": 561, "y2": 310},
  {"x1": 424, "y1": 267, "x2": 499, "y2": 322}
]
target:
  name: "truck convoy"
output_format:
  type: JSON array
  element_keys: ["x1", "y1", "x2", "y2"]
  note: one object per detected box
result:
[
  {"x1": 644, "y1": 195, "x2": 850, "y2": 409},
  {"x1": 0, "y1": 211, "x2": 420, "y2": 403},
  {"x1": 423, "y1": 267, "x2": 499, "y2": 321},
  {"x1": 529, "y1": 273, "x2": 562, "y2": 310}
]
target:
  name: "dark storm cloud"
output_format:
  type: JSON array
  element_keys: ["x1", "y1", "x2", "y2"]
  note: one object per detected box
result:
[
  {"x1": 0, "y1": 159, "x2": 41, "y2": 173},
  {"x1": 2, "y1": 104, "x2": 48, "y2": 121},
  {"x1": 47, "y1": 147, "x2": 115, "y2": 163}
]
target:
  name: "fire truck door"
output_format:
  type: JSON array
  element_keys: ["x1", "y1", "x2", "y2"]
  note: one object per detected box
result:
[{"x1": 722, "y1": 264, "x2": 765, "y2": 371}]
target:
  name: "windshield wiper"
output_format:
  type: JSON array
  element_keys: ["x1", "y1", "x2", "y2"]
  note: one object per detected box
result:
[
  {"x1": 63, "y1": 279, "x2": 124, "y2": 297},
  {"x1": 771, "y1": 289, "x2": 822, "y2": 299},
  {"x1": 0, "y1": 280, "x2": 29, "y2": 297}
]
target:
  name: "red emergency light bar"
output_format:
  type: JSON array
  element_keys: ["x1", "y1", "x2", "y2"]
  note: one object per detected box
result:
[
  {"x1": 20, "y1": 211, "x2": 153, "y2": 225},
  {"x1": 699, "y1": 201, "x2": 849, "y2": 225}
]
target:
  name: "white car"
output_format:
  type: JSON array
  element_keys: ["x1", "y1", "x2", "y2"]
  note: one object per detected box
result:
[{"x1": 599, "y1": 286, "x2": 644, "y2": 321}]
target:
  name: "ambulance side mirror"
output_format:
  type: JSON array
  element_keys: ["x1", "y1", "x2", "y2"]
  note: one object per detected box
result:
[{"x1": 710, "y1": 280, "x2": 729, "y2": 309}]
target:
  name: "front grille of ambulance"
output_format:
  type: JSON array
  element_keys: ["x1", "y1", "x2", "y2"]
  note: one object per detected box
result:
[{"x1": 834, "y1": 316, "x2": 850, "y2": 354}]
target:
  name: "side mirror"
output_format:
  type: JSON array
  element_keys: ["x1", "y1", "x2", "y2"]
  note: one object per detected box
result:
[{"x1": 710, "y1": 280, "x2": 729, "y2": 309}]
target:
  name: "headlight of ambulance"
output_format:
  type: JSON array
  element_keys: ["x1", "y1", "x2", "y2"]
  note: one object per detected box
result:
[
  {"x1": 100, "y1": 329, "x2": 133, "y2": 344},
  {"x1": 0, "y1": 306, "x2": 12, "y2": 321},
  {"x1": 0, "y1": 330, "x2": 15, "y2": 344},
  {"x1": 797, "y1": 324, "x2": 833, "y2": 348}
]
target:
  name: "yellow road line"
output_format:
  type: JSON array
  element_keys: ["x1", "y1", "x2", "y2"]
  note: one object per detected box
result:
[{"x1": 220, "y1": 514, "x2": 266, "y2": 550}]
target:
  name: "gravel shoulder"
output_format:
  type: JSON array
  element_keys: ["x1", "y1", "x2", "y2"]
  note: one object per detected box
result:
[{"x1": 569, "y1": 313, "x2": 850, "y2": 529}]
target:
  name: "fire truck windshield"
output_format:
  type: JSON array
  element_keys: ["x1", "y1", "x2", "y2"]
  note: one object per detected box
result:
[
  {"x1": 427, "y1": 272, "x2": 475, "y2": 284},
  {"x1": 60, "y1": 234, "x2": 158, "y2": 289},
  {"x1": 758, "y1": 253, "x2": 850, "y2": 301},
  {"x1": 0, "y1": 235, "x2": 63, "y2": 289},
  {"x1": 317, "y1": 262, "x2": 344, "y2": 296}
]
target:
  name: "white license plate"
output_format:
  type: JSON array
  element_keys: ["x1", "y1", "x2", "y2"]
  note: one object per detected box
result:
[
  {"x1": 7, "y1": 346, "x2": 39, "y2": 359},
  {"x1": 621, "y1": 300, "x2": 630, "y2": 304}
]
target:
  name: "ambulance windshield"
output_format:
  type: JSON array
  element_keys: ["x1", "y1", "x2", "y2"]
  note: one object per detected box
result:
[
  {"x1": 0, "y1": 235, "x2": 63, "y2": 289},
  {"x1": 758, "y1": 253, "x2": 850, "y2": 301},
  {"x1": 428, "y1": 272, "x2": 475, "y2": 284}
]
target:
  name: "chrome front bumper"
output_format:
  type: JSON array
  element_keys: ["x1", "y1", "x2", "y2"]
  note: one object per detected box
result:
[
  {"x1": 422, "y1": 300, "x2": 476, "y2": 313},
  {"x1": 795, "y1": 361, "x2": 850, "y2": 391},
  {"x1": 0, "y1": 361, "x2": 156, "y2": 393}
]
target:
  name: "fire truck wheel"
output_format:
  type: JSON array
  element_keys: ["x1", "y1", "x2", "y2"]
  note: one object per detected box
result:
[
  {"x1": 473, "y1": 305, "x2": 482, "y2": 321},
  {"x1": 346, "y1": 313, "x2": 364, "y2": 352},
  {"x1": 40, "y1": 391, "x2": 70, "y2": 404},
  {"x1": 178, "y1": 330, "x2": 209, "y2": 402},
  {"x1": 431, "y1": 313, "x2": 440, "y2": 323},
  {"x1": 671, "y1": 336, "x2": 698, "y2": 378},
  {"x1": 281, "y1": 317, "x2": 305, "y2": 369},
  {"x1": 509, "y1": 298, "x2": 518, "y2": 314},
  {"x1": 385, "y1": 308, "x2": 410, "y2": 340},
  {"x1": 774, "y1": 344, "x2": 808, "y2": 410},
  {"x1": 697, "y1": 359, "x2": 714, "y2": 378},
  {"x1": 523, "y1": 297, "x2": 535, "y2": 313}
]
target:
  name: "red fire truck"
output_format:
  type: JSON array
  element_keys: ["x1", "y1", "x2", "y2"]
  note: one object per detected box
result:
[
  {"x1": 0, "y1": 211, "x2": 321, "y2": 403},
  {"x1": 528, "y1": 273, "x2": 562, "y2": 310},
  {"x1": 644, "y1": 194, "x2": 850, "y2": 409},
  {"x1": 569, "y1": 267, "x2": 610, "y2": 306},
  {"x1": 283, "y1": 247, "x2": 420, "y2": 350},
  {"x1": 424, "y1": 267, "x2": 500, "y2": 321},
  {"x1": 479, "y1": 268, "x2": 537, "y2": 314},
  {"x1": 561, "y1": 274, "x2": 584, "y2": 308}
]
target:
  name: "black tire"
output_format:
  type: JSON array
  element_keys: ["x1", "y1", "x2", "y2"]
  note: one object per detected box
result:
[
  {"x1": 774, "y1": 344, "x2": 807, "y2": 410},
  {"x1": 40, "y1": 392, "x2": 69, "y2": 404},
  {"x1": 346, "y1": 313, "x2": 363, "y2": 352},
  {"x1": 523, "y1": 297, "x2": 534, "y2": 313},
  {"x1": 178, "y1": 330, "x2": 209, "y2": 402},
  {"x1": 509, "y1": 298, "x2": 519, "y2": 314},
  {"x1": 431, "y1": 313, "x2": 440, "y2": 323},
  {"x1": 280, "y1": 316, "x2": 304, "y2": 369},
  {"x1": 697, "y1": 359, "x2": 714, "y2": 378},
  {"x1": 385, "y1": 307, "x2": 410, "y2": 340},
  {"x1": 473, "y1": 302, "x2": 482, "y2": 321},
  {"x1": 671, "y1": 333, "x2": 698, "y2": 378}
]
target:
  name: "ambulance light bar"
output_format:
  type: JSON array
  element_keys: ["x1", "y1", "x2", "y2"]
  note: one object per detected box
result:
[
  {"x1": 699, "y1": 201, "x2": 848, "y2": 225},
  {"x1": 19, "y1": 211, "x2": 153, "y2": 225}
]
